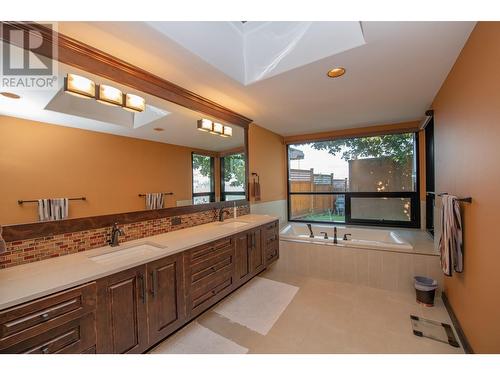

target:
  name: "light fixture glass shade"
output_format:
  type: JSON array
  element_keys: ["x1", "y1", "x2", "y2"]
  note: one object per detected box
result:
[
  {"x1": 124, "y1": 93, "x2": 145, "y2": 112},
  {"x1": 212, "y1": 122, "x2": 224, "y2": 134},
  {"x1": 221, "y1": 126, "x2": 232, "y2": 137},
  {"x1": 97, "y1": 84, "x2": 123, "y2": 106},
  {"x1": 65, "y1": 74, "x2": 95, "y2": 99},
  {"x1": 197, "y1": 119, "x2": 213, "y2": 132}
]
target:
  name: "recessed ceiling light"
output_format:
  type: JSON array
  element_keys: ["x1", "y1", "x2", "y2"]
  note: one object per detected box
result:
[
  {"x1": 0, "y1": 92, "x2": 21, "y2": 99},
  {"x1": 327, "y1": 67, "x2": 346, "y2": 78},
  {"x1": 153, "y1": 127, "x2": 165, "y2": 132}
]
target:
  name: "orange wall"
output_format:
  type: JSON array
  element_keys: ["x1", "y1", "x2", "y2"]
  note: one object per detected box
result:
[
  {"x1": 0, "y1": 116, "x2": 206, "y2": 225},
  {"x1": 432, "y1": 22, "x2": 500, "y2": 353},
  {"x1": 248, "y1": 124, "x2": 286, "y2": 203}
]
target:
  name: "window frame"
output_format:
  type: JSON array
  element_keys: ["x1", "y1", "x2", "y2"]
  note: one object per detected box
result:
[
  {"x1": 286, "y1": 132, "x2": 421, "y2": 228},
  {"x1": 191, "y1": 152, "x2": 216, "y2": 204},
  {"x1": 220, "y1": 152, "x2": 246, "y2": 202}
]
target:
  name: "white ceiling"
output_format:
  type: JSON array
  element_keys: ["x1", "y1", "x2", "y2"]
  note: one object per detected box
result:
[
  {"x1": 51, "y1": 22, "x2": 475, "y2": 136},
  {"x1": 147, "y1": 22, "x2": 366, "y2": 85}
]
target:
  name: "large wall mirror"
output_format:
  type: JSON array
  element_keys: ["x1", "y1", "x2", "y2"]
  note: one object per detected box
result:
[{"x1": 0, "y1": 31, "x2": 248, "y2": 227}]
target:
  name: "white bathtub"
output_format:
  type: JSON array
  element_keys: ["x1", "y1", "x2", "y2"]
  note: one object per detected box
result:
[{"x1": 280, "y1": 223, "x2": 413, "y2": 252}]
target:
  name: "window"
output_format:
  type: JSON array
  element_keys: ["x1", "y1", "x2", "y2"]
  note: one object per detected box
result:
[
  {"x1": 192, "y1": 153, "x2": 215, "y2": 204},
  {"x1": 221, "y1": 152, "x2": 246, "y2": 201},
  {"x1": 287, "y1": 132, "x2": 419, "y2": 227}
]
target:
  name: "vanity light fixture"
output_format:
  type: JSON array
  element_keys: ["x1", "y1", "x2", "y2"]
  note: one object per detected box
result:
[
  {"x1": 97, "y1": 84, "x2": 124, "y2": 107},
  {"x1": 197, "y1": 119, "x2": 232, "y2": 137},
  {"x1": 221, "y1": 126, "x2": 232, "y2": 137},
  {"x1": 327, "y1": 67, "x2": 346, "y2": 78},
  {"x1": 64, "y1": 73, "x2": 96, "y2": 99},
  {"x1": 197, "y1": 118, "x2": 213, "y2": 132},
  {"x1": 212, "y1": 122, "x2": 224, "y2": 135},
  {"x1": 124, "y1": 93, "x2": 146, "y2": 112}
]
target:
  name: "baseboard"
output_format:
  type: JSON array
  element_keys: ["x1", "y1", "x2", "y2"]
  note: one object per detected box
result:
[{"x1": 442, "y1": 292, "x2": 474, "y2": 354}]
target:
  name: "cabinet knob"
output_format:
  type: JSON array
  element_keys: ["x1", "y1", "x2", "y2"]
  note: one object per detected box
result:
[
  {"x1": 211, "y1": 266, "x2": 217, "y2": 272},
  {"x1": 40, "y1": 313, "x2": 49, "y2": 320},
  {"x1": 41, "y1": 346, "x2": 49, "y2": 354}
]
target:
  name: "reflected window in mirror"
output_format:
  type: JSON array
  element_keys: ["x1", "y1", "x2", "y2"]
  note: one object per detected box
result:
[
  {"x1": 192, "y1": 153, "x2": 215, "y2": 204},
  {"x1": 221, "y1": 152, "x2": 246, "y2": 201}
]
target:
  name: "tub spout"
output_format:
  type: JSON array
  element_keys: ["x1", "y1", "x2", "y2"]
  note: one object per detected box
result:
[{"x1": 306, "y1": 223, "x2": 314, "y2": 238}]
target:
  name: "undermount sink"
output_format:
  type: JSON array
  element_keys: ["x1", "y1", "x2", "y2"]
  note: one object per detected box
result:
[
  {"x1": 88, "y1": 243, "x2": 165, "y2": 264},
  {"x1": 217, "y1": 221, "x2": 249, "y2": 229}
]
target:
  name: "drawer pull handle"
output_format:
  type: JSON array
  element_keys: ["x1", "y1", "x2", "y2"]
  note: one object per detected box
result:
[
  {"x1": 211, "y1": 266, "x2": 217, "y2": 272},
  {"x1": 40, "y1": 313, "x2": 50, "y2": 320},
  {"x1": 41, "y1": 346, "x2": 49, "y2": 354},
  {"x1": 211, "y1": 290, "x2": 216, "y2": 295}
]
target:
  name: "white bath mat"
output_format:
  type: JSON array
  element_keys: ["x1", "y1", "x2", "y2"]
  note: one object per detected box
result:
[
  {"x1": 149, "y1": 322, "x2": 248, "y2": 354},
  {"x1": 213, "y1": 276, "x2": 299, "y2": 335}
]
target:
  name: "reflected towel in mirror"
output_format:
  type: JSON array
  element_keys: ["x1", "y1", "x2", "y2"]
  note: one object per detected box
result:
[
  {"x1": 37, "y1": 198, "x2": 69, "y2": 221},
  {"x1": 146, "y1": 193, "x2": 164, "y2": 210}
]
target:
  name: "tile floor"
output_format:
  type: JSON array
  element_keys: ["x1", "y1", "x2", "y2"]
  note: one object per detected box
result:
[{"x1": 150, "y1": 264, "x2": 464, "y2": 354}]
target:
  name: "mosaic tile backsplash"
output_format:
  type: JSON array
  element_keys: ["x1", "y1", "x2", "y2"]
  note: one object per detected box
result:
[{"x1": 0, "y1": 205, "x2": 249, "y2": 269}]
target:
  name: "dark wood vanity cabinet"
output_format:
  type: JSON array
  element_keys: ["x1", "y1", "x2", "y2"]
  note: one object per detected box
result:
[
  {"x1": 263, "y1": 221, "x2": 279, "y2": 265},
  {"x1": 0, "y1": 283, "x2": 97, "y2": 354},
  {"x1": 0, "y1": 220, "x2": 279, "y2": 354},
  {"x1": 96, "y1": 253, "x2": 185, "y2": 354},
  {"x1": 184, "y1": 237, "x2": 236, "y2": 319},
  {"x1": 96, "y1": 265, "x2": 149, "y2": 354},
  {"x1": 146, "y1": 253, "x2": 185, "y2": 344}
]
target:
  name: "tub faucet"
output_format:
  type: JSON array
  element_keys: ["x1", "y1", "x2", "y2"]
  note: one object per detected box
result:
[
  {"x1": 109, "y1": 222, "x2": 125, "y2": 247},
  {"x1": 319, "y1": 231, "x2": 328, "y2": 239},
  {"x1": 333, "y1": 227, "x2": 338, "y2": 244},
  {"x1": 306, "y1": 223, "x2": 314, "y2": 238},
  {"x1": 343, "y1": 233, "x2": 352, "y2": 241}
]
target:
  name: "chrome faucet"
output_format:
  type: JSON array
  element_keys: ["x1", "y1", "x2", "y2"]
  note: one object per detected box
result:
[
  {"x1": 306, "y1": 223, "x2": 314, "y2": 238},
  {"x1": 109, "y1": 222, "x2": 125, "y2": 247},
  {"x1": 333, "y1": 226, "x2": 338, "y2": 244},
  {"x1": 319, "y1": 231, "x2": 328, "y2": 239},
  {"x1": 343, "y1": 233, "x2": 352, "y2": 241}
]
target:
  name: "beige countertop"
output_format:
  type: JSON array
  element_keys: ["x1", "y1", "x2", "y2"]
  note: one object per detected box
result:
[{"x1": 0, "y1": 214, "x2": 277, "y2": 311}]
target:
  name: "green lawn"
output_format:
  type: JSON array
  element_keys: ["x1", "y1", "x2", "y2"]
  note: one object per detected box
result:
[{"x1": 300, "y1": 212, "x2": 345, "y2": 222}]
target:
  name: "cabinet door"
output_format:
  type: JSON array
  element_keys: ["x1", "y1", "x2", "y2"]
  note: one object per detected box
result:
[
  {"x1": 147, "y1": 253, "x2": 185, "y2": 344},
  {"x1": 96, "y1": 265, "x2": 148, "y2": 354},
  {"x1": 249, "y1": 228, "x2": 265, "y2": 275},
  {"x1": 234, "y1": 232, "x2": 251, "y2": 285}
]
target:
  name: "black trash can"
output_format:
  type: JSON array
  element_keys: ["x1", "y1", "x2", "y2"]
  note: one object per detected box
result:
[{"x1": 414, "y1": 276, "x2": 438, "y2": 306}]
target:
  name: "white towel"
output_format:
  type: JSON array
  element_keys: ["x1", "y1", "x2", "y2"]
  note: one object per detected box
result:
[
  {"x1": 37, "y1": 198, "x2": 69, "y2": 221},
  {"x1": 145, "y1": 193, "x2": 164, "y2": 210},
  {"x1": 439, "y1": 195, "x2": 464, "y2": 276}
]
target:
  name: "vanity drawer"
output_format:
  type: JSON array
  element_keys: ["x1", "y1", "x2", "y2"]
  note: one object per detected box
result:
[
  {"x1": 263, "y1": 221, "x2": 279, "y2": 241},
  {"x1": 190, "y1": 248, "x2": 234, "y2": 284},
  {"x1": 1, "y1": 313, "x2": 96, "y2": 354},
  {"x1": 190, "y1": 270, "x2": 233, "y2": 311},
  {"x1": 188, "y1": 238, "x2": 233, "y2": 264},
  {"x1": 0, "y1": 282, "x2": 96, "y2": 347}
]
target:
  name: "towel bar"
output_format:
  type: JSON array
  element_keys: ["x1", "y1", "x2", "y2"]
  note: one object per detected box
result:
[
  {"x1": 18, "y1": 197, "x2": 86, "y2": 205},
  {"x1": 437, "y1": 193, "x2": 472, "y2": 203},
  {"x1": 138, "y1": 192, "x2": 173, "y2": 197}
]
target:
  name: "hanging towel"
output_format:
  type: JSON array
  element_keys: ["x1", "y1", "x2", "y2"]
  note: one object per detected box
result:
[
  {"x1": 252, "y1": 174, "x2": 261, "y2": 202},
  {"x1": 439, "y1": 194, "x2": 464, "y2": 276},
  {"x1": 37, "y1": 198, "x2": 69, "y2": 221},
  {"x1": 145, "y1": 193, "x2": 164, "y2": 210},
  {"x1": 0, "y1": 225, "x2": 7, "y2": 254}
]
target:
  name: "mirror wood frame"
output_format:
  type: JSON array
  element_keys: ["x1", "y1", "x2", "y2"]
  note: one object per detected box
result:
[{"x1": 0, "y1": 21, "x2": 252, "y2": 242}]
